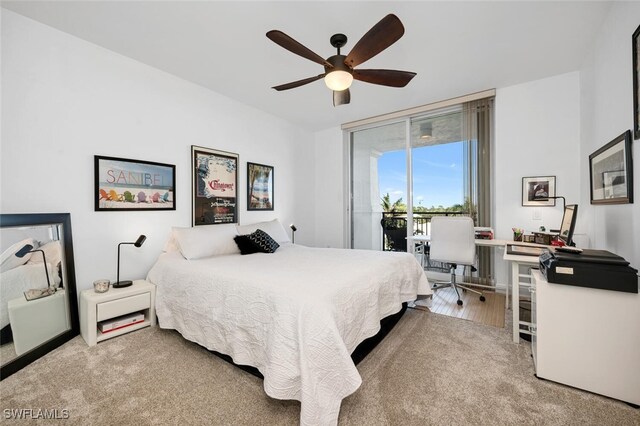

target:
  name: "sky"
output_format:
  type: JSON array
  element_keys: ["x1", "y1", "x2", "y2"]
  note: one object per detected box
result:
[{"x1": 378, "y1": 141, "x2": 464, "y2": 208}]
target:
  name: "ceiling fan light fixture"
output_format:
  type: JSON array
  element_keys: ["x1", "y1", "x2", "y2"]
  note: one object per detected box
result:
[{"x1": 324, "y1": 70, "x2": 353, "y2": 91}]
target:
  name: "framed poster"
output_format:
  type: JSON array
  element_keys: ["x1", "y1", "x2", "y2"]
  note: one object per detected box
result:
[
  {"x1": 247, "y1": 162, "x2": 274, "y2": 211},
  {"x1": 521, "y1": 176, "x2": 556, "y2": 206},
  {"x1": 633, "y1": 24, "x2": 640, "y2": 139},
  {"x1": 191, "y1": 146, "x2": 239, "y2": 225},
  {"x1": 94, "y1": 155, "x2": 175, "y2": 211},
  {"x1": 589, "y1": 130, "x2": 633, "y2": 204}
]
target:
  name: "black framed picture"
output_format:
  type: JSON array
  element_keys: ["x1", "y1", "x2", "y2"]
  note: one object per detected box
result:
[
  {"x1": 94, "y1": 155, "x2": 175, "y2": 211},
  {"x1": 191, "y1": 146, "x2": 239, "y2": 225},
  {"x1": 521, "y1": 176, "x2": 556, "y2": 206},
  {"x1": 247, "y1": 162, "x2": 274, "y2": 211},
  {"x1": 589, "y1": 130, "x2": 633, "y2": 204},
  {"x1": 633, "y1": 24, "x2": 640, "y2": 140}
]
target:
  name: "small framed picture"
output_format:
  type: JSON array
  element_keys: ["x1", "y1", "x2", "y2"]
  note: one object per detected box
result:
[
  {"x1": 522, "y1": 176, "x2": 556, "y2": 206},
  {"x1": 192, "y1": 146, "x2": 239, "y2": 225},
  {"x1": 589, "y1": 130, "x2": 633, "y2": 204},
  {"x1": 95, "y1": 155, "x2": 175, "y2": 211},
  {"x1": 247, "y1": 162, "x2": 274, "y2": 211}
]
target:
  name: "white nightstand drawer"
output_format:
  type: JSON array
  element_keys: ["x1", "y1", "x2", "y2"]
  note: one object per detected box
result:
[{"x1": 97, "y1": 292, "x2": 150, "y2": 321}]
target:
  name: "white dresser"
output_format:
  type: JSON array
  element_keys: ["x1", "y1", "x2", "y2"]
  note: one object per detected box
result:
[{"x1": 531, "y1": 270, "x2": 640, "y2": 405}]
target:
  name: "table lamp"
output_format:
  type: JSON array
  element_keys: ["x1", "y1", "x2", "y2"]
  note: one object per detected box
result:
[
  {"x1": 290, "y1": 224, "x2": 297, "y2": 244},
  {"x1": 16, "y1": 244, "x2": 51, "y2": 288},
  {"x1": 114, "y1": 235, "x2": 146, "y2": 288}
]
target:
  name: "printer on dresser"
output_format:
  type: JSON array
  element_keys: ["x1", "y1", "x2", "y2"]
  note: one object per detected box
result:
[{"x1": 531, "y1": 267, "x2": 640, "y2": 406}]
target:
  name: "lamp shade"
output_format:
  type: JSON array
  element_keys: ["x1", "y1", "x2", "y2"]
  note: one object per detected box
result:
[
  {"x1": 15, "y1": 244, "x2": 34, "y2": 258},
  {"x1": 324, "y1": 70, "x2": 353, "y2": 91},
  {"x1": 134, "y1": 235, "x2": 147, "y2": 247}
]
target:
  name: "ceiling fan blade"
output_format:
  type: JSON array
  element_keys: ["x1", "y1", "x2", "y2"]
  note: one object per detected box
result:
[
  {"x1": 345, "y1": 14, "x2": 405, "y2": 68},
  {"x1": 333, "y1": 88, "x2": 351, "y2": 106},
  {"x1": 267, "y1": 30, "x2": 332, "y2": 67},
  {"x1": 353, "y1": 69, "x2": 416, "y2": 87},
  {"x1": 272, "y1": 74, "x2": 325, "y2": 91}
]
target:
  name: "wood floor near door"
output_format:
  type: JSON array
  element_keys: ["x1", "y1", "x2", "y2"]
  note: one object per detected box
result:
[{"x1": 413, "y1": 286, "x2": 505, "y2": 328}]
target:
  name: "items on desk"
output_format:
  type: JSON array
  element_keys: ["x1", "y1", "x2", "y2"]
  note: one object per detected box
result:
[
  {"x1": 539, "y1": 248, "x2": 638, "y2": 293},
  {"x1": 474, "y1": 227, "x2": 494, "y2": 240},
  {"x1": 512, "y1": 228, "x2": 524, "y2": 241}
]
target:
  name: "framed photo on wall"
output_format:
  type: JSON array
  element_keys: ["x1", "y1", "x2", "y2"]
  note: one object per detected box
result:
[
  {"x1": 94, "y1": 155, "x2": 175, "y2": 211},
  {"x1": 247, "y1": 162, "x2": 274, "y2": 211},
  {"x1": 191, "y1": 146, "x2": 239, "y2": 225},
  {"x1": 633, "y1": 24, "x2": 640, "y2": 140},
  {"x1": 521, "y1": 176, "x2": 556, "y2": 206},
  {"x1": 589, "y1": 130, "x2": 633, "y2": 204}
]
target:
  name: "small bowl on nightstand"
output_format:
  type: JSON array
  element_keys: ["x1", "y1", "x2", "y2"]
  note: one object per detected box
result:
[{"x1": 93, "y1": 279, "x2": 110, "y2": 293}]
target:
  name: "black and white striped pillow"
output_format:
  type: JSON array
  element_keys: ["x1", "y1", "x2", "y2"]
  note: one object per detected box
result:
[{"x1": 247, "y1": 229, "x2": 280, "y2": 253}]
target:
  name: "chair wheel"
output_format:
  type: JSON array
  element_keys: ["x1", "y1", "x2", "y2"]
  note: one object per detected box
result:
[
  {"x1": 480, "y1": 295, "x2": 486, "y2": 302},
  {"x1": 457, "y1": 300, "x2": 463, "y2": 306}
]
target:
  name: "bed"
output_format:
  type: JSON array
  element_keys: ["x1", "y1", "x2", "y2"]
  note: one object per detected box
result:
[{"x1": 147, "y1": 220, "x2": 430, "y2": 426}]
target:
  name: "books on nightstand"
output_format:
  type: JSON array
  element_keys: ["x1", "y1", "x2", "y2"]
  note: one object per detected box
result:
[{"x1": 98, "y1": 312, "x2": 144, "y2": 333}]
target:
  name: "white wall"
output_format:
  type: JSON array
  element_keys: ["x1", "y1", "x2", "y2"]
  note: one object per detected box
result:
[
  {"x1": 313, "y1": 127, "x2": 346, "y2": 248},
  {"x1": 580, "y1": 1, "x2": 640, "y2": 269},
  {"x1": 494, "y1": 72, "x2": 582, "y2": 241},
  {"x1": 1, "y1": 10, "x2": 314, "y2": 294}
]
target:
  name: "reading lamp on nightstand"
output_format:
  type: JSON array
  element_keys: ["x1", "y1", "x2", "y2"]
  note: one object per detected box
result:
[
  {"x1": 114, "y1": 235, "x2": 146, "y2": 288},
  {"x1": 290, "y1": 224, "x2": 297, "y2": 244}
]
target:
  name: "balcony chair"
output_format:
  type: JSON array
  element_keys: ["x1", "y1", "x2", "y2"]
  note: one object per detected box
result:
[
  {"x1": 429, "y1": 216, "x2": 485, "y2": 306},
  {"x1": 380, "y1": 217, "x2": 408, "y2": 252}
]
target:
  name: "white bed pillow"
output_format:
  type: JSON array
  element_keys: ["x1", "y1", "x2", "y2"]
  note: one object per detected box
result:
[
  {"x1": 163, "y1": 228, "x2": 180, "y2": 253},
  {"x1": 173, "y1": 224, "x2": 240, "y2": 260},
  {"x1": 235, "y1": 219, "x2": 290, "y2": 244},
  {"x1": 0, "y1": 238, "x2": 36, "y2": 273}
]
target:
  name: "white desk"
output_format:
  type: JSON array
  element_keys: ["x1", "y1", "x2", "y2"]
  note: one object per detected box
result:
[
  {"x1": 503, "y1": 250, "x2": 541, "y2": 343},
  {"x1": 410, "y1": 235, "x2": 550, "y2": 343}
]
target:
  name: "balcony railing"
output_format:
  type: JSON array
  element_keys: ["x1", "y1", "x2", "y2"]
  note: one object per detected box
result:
[
  {"x1": 381, "y1": 211, "x2": 470, "y2": 250},
  {"x1": 380, "y1": 210, "x2": 492, "y2": 286}
]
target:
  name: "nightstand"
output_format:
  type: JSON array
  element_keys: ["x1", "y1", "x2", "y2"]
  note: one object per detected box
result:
[{"x1": 80, "y1": 280, "x2": 156, "y2": 346}]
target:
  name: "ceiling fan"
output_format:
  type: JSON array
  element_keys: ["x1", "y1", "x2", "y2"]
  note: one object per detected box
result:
[{"x1": 266, "y1": 14, "x2": 416, "y2": 106}]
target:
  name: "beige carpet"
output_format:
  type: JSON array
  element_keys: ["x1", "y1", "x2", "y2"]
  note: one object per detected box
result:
[{"x1": 1, "y1": 310, "x2": 638, "y2": 425}]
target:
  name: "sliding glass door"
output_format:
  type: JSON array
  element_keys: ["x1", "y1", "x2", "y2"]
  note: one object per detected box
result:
[
  {"x1": 351, "y1": 121, "x2": 405, "y2": 250},
  {"x1": 349, "y1": 97, "x2": 494, "y2": 282}
]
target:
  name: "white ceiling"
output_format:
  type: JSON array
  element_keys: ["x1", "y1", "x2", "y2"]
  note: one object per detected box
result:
[{"x1": 2, "y1": 1, "x2": 611, "y2": 132}]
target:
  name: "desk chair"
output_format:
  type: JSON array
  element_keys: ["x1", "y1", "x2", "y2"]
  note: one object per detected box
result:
[{"x1": 430, "y1": 216, "x2": 485, "y2": 306}]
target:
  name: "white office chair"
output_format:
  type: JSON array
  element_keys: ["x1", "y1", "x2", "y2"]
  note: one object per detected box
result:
[{"x1": 429, "y1": 216, "x2": 485, "y2": 306}]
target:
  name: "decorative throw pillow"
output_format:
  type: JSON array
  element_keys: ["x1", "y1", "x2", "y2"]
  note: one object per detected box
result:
[
  {"x1": 247, "y1": 229, "x2": 280, "y2": 253},
  {"x1": 234, "y1": 234, "x2": 261, "y2": 255},
  {"x1": 236, "y1": 219, "x2": 290, "y2": 244}
]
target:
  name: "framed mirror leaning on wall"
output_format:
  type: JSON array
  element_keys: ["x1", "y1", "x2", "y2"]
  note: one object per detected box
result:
[{"x1": 0, "y1": 213, "x2": 79, "y2": 379}]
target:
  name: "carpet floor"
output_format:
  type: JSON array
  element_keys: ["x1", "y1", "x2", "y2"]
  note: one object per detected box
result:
[{"x1": 1, "y1": 309, "x2": 638, "y2": 425}]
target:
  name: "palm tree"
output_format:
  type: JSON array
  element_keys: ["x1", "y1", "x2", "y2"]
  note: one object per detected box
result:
[{"x1": 380, "y1": 193, "x2": 404, "y2": 212}]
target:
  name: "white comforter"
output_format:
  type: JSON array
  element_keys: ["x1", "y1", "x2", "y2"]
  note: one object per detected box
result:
[{"x1": 147, "y1": 244, "x2": 430, "y2": 425}]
